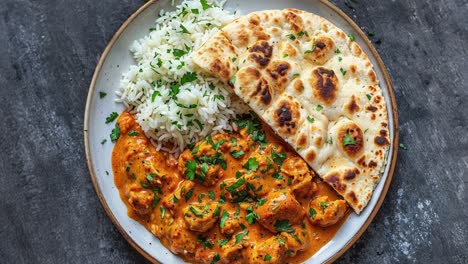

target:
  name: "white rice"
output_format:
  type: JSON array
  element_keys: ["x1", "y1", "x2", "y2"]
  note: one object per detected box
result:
[{"x1": 117, "y1": 0, "x2": 245, "y2": 154}]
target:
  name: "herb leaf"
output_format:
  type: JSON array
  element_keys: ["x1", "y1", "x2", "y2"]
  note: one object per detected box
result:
[
  {"x1": 309, "y1": 208, "x2": 317, "y2": 219},
  {"x1": 181, "y1": 72, "x2": 197, "y2": 85},
  {"x1": 185, "y1": 187, "x2": 195, "y2": 201},
  {"x1": 99, "y1": 91, "x2": 107, "y2": 98},
  {"x1": 343, "y1": 133, "x2": 356, "y2": 146},
  {"x1": 243, "y1": 157, "x2": 259, "y2": 172},
  {"x1": 234, "y1": 230, "x2": 249, "y2": 244},
  {"x1": 220, "y1": 210, "x2": 229, "y2": 228},
  {"x1": 185, "y1": 160, "x2": 197, "y2": 180},
  {"x1": 271, "y1": 150, "x2": 286, "y2": 166},
  {"x1": 190, "y1": 206, "x2": 204, "y2": 217},
  {"x1": 226, "y1": 178, "x2": 245, "y2": 193},
  {"x1": 110, "y1": 124, "x2": 120, "y2": 141},
  {"x1": 274, "y1": 219, "x2": 295, "y2": 233},
  {"x1": 319, "y1": 201, "x2": 329, "y2": 209},
  {"x1": 230, "y1": 150, "x2": 245, "y2": 158},
  {"x1": 200, "y1": 0, "x2": 212, "y2": 10},
  {"x1": 105, "y1": 112, "x2": 119, "y2": 124}
]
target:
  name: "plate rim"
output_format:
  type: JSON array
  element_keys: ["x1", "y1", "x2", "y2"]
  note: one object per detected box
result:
[{"x1": 83, "y1": 0, "x2": 399, "y2": 263}]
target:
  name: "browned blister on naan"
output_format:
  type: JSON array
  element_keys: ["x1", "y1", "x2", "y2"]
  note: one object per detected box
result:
[{"x1": 192, "y1": 9, "x2": 390, "y2": 214}]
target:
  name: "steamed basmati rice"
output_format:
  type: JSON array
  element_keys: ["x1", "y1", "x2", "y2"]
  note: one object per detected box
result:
[{"x1": 117, "y1": 0, "x2": 244, "y2": 154}]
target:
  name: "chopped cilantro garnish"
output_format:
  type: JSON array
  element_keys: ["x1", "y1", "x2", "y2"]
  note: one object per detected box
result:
[
  {"x1": 307, "y1": 116, "x2": 315, "y2": 123},
  {"x1": 316, "y1": 105, "x2": 324, "y2": 111},
  {"x1": 256, "y1": 198, "x2": 267, "y2": 207},
  {"x1": 99, "y1": 91, "x2": 107, "y2": 98},
  {"x1": 211, "y1": 253, "x2": 220, "y2": 264},
  {"x1": 173, "y1": 48, "x2": 188, "y2": 58},
  {"x1": 231, "y1": 150, "x2": 245, "y2": 158},
  {"x1": 348, "y1": 34, "x2": 355, "y2": 41},
  {"x1": 192, "y1": 145, "x2": 199, "y2": 154},
  {"x1": 319, "y1": 201, "x2": 329, "y2": 209},
  {"x1": 105, "y1": 112, "x2": 118, "y2": 124},
  {"x1": 366, "y1": 94, "x2": 372, "y2": 100},
  {"x1": 200, "y1": 0, "x2": 212, "y2": 10},
  {"x1": 151, "y1": 196, "x2": 160, "y2": 208},
  {"x1": 185, "y1": 187, "x2": 195, "y2": 201},
  {"x1": 181, "y1": 72, "x2": 197, "y2": 85},
  {"x1": 217, "y1": 239, "x2": 229, "y2": 247},
  {"x1": 234, "y1": 230, "x2": 249, "y2": 244},
  {"x1": 220, "y1": 210, "x2": 229, "y2": 228},
  {"x1": 272, "y1": 172, "x2": 283, "y2": 180},
  {"x1": 309, "y1": 208, "x2": 317, "y2": 219},
  {"x1": 340, "y1": 68, "x2": 347, "y2": 76},
  {"x1": 190, "y1": 206, "x2": 204, "y2": 217},
  {"x1": 243, "y1": 157, "x2": 259, "y2": 172},
  {"x1": 146, "y1": 173, "x2": 156, "y2": 182},
  {"x1": 160, "y1": 206, "x2": 166, "y2": 219},
  {"x1": 264, "y1": 254, "x2": 272, "y2": 261},
  {"x1": 275, "y1": 237, "x2": 285, "y2": 245},
  {"x1": 110, "y1": 124, "x2": 120, "y2": 141},
  {"x1": 335, "y1": 48, "x2": 341, "y2": 54},
  {"x1": 343, "y1": 133, "x2": 356, "y2": 146},
  {"x1": 191, "y1": 8, "x2": 199, "y2": 14},
  {"x1": 226, "y1": 178, "x2": 245, "y2": 193},
  {"x1": 151, "y1": 90, "x2": 161, "y2": 102},
  {"x1": 101, "y1": 139, "x2": 107, "y2": 145},
  {"x1": 180, "y1": 24, "x2": 191, "y2": 34},
  {"x1": 271, "y1": 150, "x2": 286, "y2": 166},
  {"x1": 185, "y1": 160, "x2": 197, "y2": 180},
  {"x1": 208, "y1": 190, "x2": 215, "y2": 200},
  {"x1": 127, "y1": 131, "x2": 139, "y2": 137}
]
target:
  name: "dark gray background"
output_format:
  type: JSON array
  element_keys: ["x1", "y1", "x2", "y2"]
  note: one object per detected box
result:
[{"x1": 1, "y1": 0, "x2": 467, "y2": 263}]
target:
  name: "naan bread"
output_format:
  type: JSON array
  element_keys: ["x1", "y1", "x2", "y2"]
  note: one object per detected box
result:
[{"x1": 192, "y1": 9, "x2": 390, "y2": 214}]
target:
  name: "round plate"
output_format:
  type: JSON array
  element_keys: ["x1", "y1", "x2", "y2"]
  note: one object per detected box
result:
[{"x1": 84, "y1": 0, "x2": 399, "y2": 263}]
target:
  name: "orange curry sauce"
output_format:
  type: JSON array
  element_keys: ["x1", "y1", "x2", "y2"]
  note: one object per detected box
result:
[{"x1": 112, "y1": 112, "x2": 350, "y2": 264}]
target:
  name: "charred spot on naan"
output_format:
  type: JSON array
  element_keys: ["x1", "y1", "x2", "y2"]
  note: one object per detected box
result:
[
  {"x1": 293, "y1": 79, "x2": 305, "y2": 94},
  {"x1": 279, "y1": 42, "x2": 298, "y2": 58},
  {"x1": 273, "y1": 98, "x2": 301, "y2": 136},
  {"x1": 283, "y1": 9, "x2": 304, "y2": 33},
  {"x1": 337, "y1": 122, "x2": 364, "y2": 158},
  {"x1": 374, "y1": 129, "x2": 389, "y2": 147},
  {"x1": 323, "y1": 173, "x2": 347, "y2": 193},
  {"x1": 248, "y1": 40, "x2": 273, "y2": 67},
  {"x1": 296, "y1": 133, "x2": 308, "y2": 150},
  {"x1": 305, "y1": 149, "x2": 316, "y2": 163},
  {"x1": 308, "y1": 67, "x2": 339, "y2": 105},
  {"x1": 344, "y1": 95, "x2": 361, "y2": 114},
  {"x1": 266, "y1": 60, "x2": 292, "y2": 93},
  {"x1": 237, "y1": 67, "x2": 273, "y2": 107},
  {"x1": 305, "y1": 36, "x2": 336, "y2": 65}
]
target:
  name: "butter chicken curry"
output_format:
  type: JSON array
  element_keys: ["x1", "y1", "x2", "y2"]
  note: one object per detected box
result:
[{"x1": 112, "y1": 112, "x2": 349, "y2": 264}]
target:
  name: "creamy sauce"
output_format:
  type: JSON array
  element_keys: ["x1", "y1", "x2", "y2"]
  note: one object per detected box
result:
[{"x1": 112, "y1": 111, "x2": 349, "y2": 263}]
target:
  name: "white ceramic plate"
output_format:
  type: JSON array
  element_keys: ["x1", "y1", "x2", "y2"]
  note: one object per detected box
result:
[{"x1": 84, "y1": 0, "x2": 399, "y2": 263}]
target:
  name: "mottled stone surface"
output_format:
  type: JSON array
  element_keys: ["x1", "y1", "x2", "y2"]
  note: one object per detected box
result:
[{"x1": 0, "y1": 0, "x2": 466, "y2": 263}]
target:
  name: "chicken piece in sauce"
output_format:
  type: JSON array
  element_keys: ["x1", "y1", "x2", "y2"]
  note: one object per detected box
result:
[{"x1": 307, "y1": 196, "x2": 348, "y2": 227}]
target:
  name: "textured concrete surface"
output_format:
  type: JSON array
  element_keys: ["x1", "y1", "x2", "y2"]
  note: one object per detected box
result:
[{"x1": 0, "y1": 0, "x2": 467, "y2": 263}]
